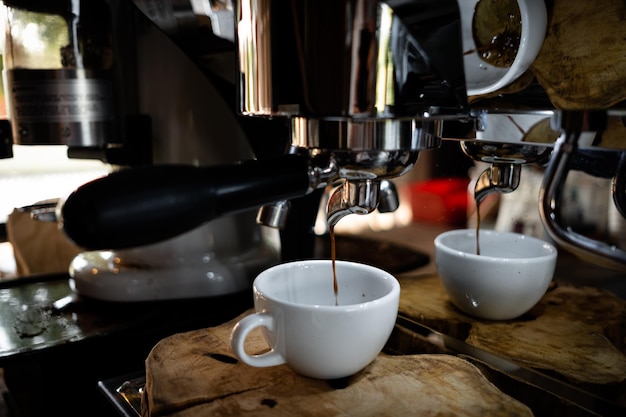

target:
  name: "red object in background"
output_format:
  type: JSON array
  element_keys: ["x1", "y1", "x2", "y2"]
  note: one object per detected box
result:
[{"x1": 408, "y1": 178, "x2": 470, "y2": 226}]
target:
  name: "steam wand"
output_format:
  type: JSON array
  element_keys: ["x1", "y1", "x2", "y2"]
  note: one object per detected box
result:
[{"x1": 539, "y1": 110, "x2": 626, "y2": 270}]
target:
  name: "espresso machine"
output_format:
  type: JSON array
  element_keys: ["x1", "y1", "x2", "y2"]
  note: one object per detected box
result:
[
  {"x1": 1, "y1": 1, "x2": 625, "y2": 416},
  {"x1": 4, "y1": 0, "x2": 625, "y2": 302},
  {"x1": 56, "y1": 0, "x2": 468, "y2": 253},
  {"x1": 6, "y1": 0, "x2": 466, "y2": 302},
  {"x1": 50, "y1": 0, "x2": 626, "y2": 277}
]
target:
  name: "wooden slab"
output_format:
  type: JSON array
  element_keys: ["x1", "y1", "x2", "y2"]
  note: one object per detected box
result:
[
  {"x1": 143, "y1": 312, "x2": 532, "y2": 417},
  {"x1": 398, "y1": 274, "x2": 626, "y2": 385},
  {"x1": 143, "y1": 271, "x2": 626, "y2": 415},
  {"x1": 530, "y1": 0, "x2": 626, "y2": 109}
]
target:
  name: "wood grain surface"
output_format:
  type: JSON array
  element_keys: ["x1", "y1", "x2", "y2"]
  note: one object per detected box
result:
[
  {"x1": 398, "y1": 274, "x2": 626, "y2": 385},
  {"x1": 142, "y1": 271, "x2": 626, "y2": 416},
  {"x1": 530, "y1": 0, "x2": 626, "y2": 109},
  {"x1": 143, "y1": 312, "x2": 532, "y2": 417}
]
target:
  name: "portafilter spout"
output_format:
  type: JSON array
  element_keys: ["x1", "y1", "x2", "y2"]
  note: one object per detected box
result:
[
  {"x1": 326, "y1": 179, "x2": 399, "y2": 228},
  {"x1": 473, "y1": 163, "x2": 521, "y2": 206},
  {"x1": 327, "y1": 180, "x2": 380, "y2": 228},
  {"x1": 461, "y1": 139, "x2": 552, "y2": 206}
]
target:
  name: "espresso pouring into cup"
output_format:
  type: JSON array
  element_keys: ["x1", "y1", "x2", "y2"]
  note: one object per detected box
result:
[
  {"x1": 230, "y1": 260, "x2": 400, "y2": 380},
  {"x1": 435, "y1": 229, "x2": 557, "y2": 320}
]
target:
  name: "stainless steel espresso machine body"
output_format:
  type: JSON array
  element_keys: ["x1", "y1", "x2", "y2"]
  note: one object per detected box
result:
[
  {"x1": 237, "y1": 0, "x2": 469, "y2": 228},
  {"x1": 58, "y1": 0, "x2": 472, "y2": 248},
  {"x1": 18, "y1": 0, "x2": 625, "y2": 294},
  {"x1": 1, "y1": 0, "x2": 286, "y2": 300}
]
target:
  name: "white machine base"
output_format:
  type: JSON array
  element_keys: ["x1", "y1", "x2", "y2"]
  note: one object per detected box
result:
[{"x1": 70, "y1": 246, "x2": 279, "y2": 302}]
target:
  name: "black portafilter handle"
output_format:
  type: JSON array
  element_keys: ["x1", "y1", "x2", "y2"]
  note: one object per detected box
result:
[{"x1": 59, "y1": 154, "x2": 312, "y2": 251}]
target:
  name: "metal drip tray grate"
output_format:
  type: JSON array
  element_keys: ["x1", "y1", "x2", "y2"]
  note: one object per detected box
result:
[{"x1": 99, "y1": 372, "x2": 144, "y2": 417}]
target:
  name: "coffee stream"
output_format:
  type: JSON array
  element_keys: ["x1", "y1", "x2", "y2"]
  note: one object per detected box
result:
[
  {"x1": 469, "y1": 0, "x2": 522, "y2": 256},
  {"x1": 330, "y1": 225, "x2": 339, "y2": 306},
  {"x1": 475, "y1": 203, "x2": 481, "y2": 255},
  {"x1": 330, "y1": 190, "x2": 485, "y2": 299}
]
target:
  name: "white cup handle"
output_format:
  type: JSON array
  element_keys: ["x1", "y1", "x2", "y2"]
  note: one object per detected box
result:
[{"x1": 230, "y1": 313, "x2": 286, "y2": 367}]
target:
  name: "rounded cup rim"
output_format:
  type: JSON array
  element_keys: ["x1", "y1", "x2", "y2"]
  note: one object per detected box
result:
[
  {"x1": 434, "y1": 228, "x2": 557, "y2": 263},
  {"x1": 253, "y1": 259, "x2": 401, "y2": 311}
]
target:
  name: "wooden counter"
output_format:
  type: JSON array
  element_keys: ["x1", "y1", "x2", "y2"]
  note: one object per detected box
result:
[
  {"x1": 142, "y1": 225, "x2": 626, "y2": 416},
  {"x1": 396, "y1": 274, "x2": 626, "y2": 391},
  {"x1": 143, "y1": 312, "x2": 533, "y2": 417}
]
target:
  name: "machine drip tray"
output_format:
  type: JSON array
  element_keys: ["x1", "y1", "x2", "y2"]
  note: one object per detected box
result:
[
  {"x1": 99, "y1": 372, "x2": 144, "y2": 417},
  {"x1": 0, "y1": 273, "x2": 253, "y2": 417}
]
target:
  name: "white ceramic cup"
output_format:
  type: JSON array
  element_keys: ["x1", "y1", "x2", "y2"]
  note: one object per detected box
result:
[
  {"x1": 230, "y1": 260, "x2": 400, "y2": 379},
  {"x1": 434, "y1": 229, "x2": 557, "y2": 320},
  {"x1": 461, "y1": 0, "x2": 547, "y2": 96}
]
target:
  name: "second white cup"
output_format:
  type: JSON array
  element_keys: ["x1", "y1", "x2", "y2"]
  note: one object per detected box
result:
[{"x1": 230, "y1": 260, "x2": 400, "y2": 379}]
